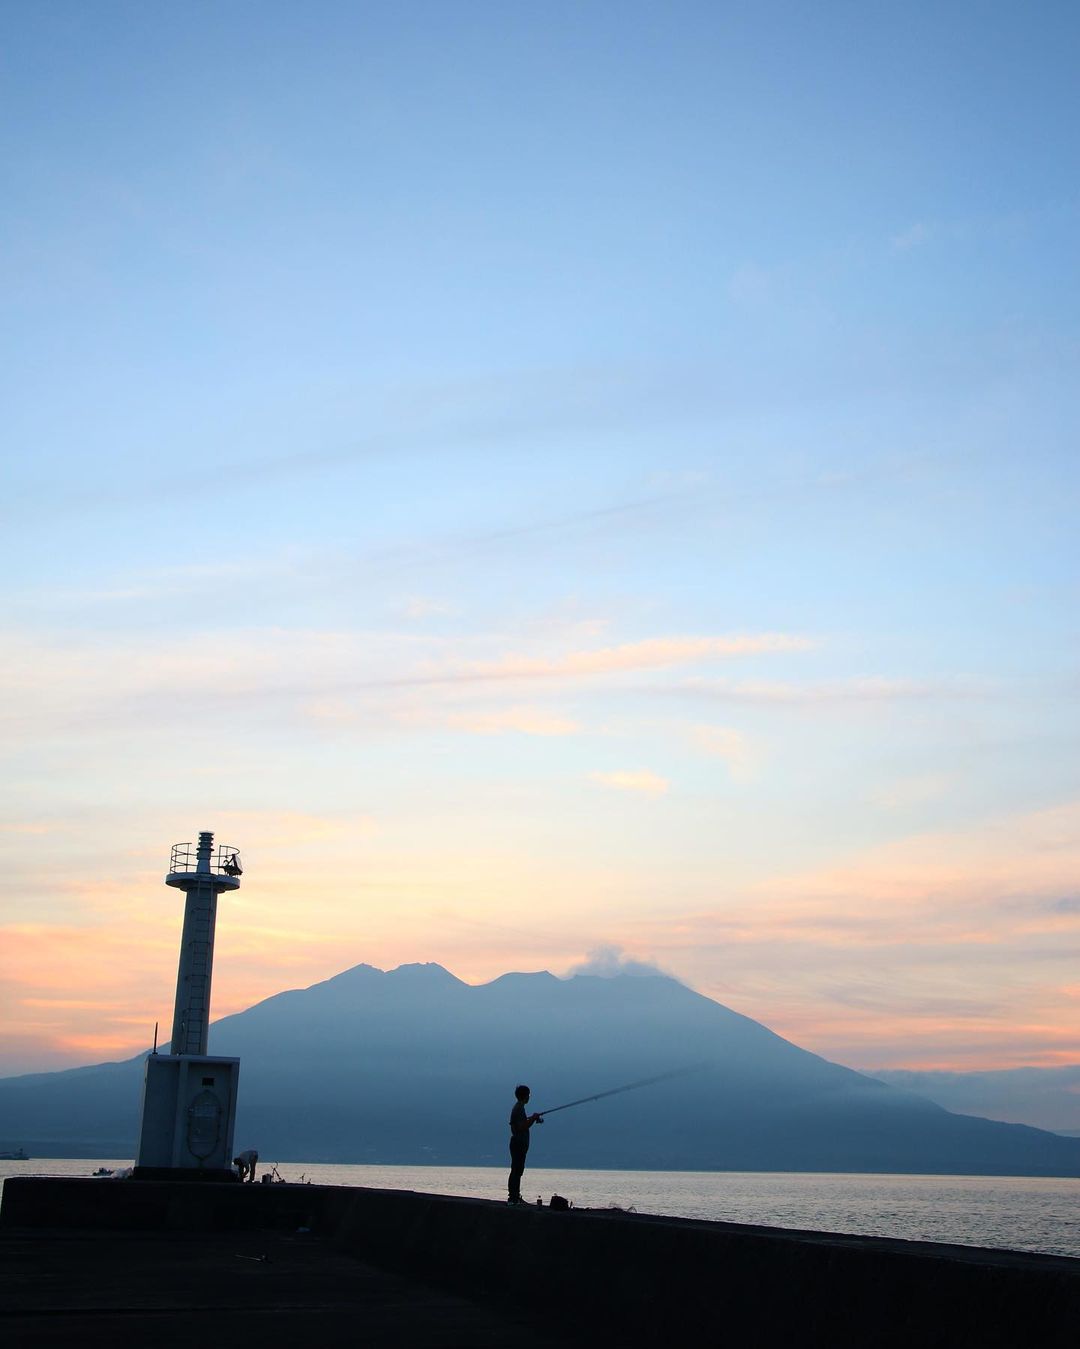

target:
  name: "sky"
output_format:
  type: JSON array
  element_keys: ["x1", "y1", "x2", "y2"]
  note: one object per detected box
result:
[{"x1": 1, "y1": 1, "x2": 1078, "y2": 1082}]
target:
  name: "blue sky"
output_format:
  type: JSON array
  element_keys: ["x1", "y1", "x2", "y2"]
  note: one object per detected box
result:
[{"x1": 2, "y1": 2, "x2": 1078, "y2": 1085}]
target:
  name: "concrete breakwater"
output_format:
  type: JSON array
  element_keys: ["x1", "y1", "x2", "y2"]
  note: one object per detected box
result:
[{"x1": 3, "y1": 1176, "x2": 1079, "y2": 1347}]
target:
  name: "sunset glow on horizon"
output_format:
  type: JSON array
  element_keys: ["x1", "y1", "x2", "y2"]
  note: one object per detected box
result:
[{"x1": 2, "y1": 3, "x2": 1078, "y2": 1086}]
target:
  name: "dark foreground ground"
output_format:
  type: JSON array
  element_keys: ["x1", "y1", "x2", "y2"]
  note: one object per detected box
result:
[
  {"x1": 0, "y1": 1227, "x2": 579, "y2": 1349},
  {"x1": 5, "y1": 1178, "x2": 1080, "y2": 1348}
]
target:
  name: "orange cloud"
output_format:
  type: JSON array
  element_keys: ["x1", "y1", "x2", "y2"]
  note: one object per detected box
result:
[
  {"x1": 598, "y1": 800, "x2": 1080, "y2": 1070},
  {"x1": 590, "y1": 770, "x2": 670, "y2": 797},
  {"x1": 454, "y1": 633, "x2": 812, "y2": 682},
  {"x1": 6, "y1": 791, "x2": 1079, "y2": 1080},
  {"x1": 443, "y1": 706, "x2": 581, "y2": 736}
]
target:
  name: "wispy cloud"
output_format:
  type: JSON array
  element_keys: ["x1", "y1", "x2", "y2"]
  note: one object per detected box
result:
[
  {"x1": 11, "y1": 557, "x2": 303, "y2": 609},
  {"x1": 305, "y1": 697, "x2": 582, "y2": 737},
  {"x1": 680, "y1": 675, "x2": 975, "y2": 705},
  {"x1": 590, "y1": 769, "x2": 670, "y2": 797},
  {"x1": 396, "y1": 595, "x2": 457, "y2": 620},
  {"x1": 891, "y1": 222, "x2": 932, "y2": 252},
  {"x1": 869, "y1": 773, "x2": 954, "y2": 812},
  {"x1": 211, "y1": 811, "x2": 380, "y2": 847},
  {"x1": 0, "y1": 627, "x2": 815, "y2": 741},
  {"x1": 690, "y1": 724, "x2": 753, "y2": 778},
  {"x1": 444, "y1": 707, "x2": 581, "y2": 737},
  {"x1": 451, "y1": 634, "x2": 813, "y2": 684}
]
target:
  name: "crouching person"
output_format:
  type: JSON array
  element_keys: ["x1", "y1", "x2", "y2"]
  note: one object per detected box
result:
[{"x1": 233, "y1": 1148, "x2": 258, "y2": 1182}]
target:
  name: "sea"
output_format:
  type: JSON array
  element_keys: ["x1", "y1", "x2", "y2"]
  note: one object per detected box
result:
[{"x1": 3, "y1": 1160, "x2": 1079, "y2": 1260}]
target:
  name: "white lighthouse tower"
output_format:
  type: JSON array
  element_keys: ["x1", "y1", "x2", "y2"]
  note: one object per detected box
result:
[{"x1": 134, "y1": 831, "x2": 244, "y2": 1179}]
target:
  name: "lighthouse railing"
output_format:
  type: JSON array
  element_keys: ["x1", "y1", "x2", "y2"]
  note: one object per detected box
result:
[{"x1": 168, "y1": 842, "x2": 243, "y2": 876}]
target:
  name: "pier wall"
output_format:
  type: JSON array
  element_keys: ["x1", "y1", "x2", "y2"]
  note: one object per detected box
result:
[{"x1": 4, "y1": 1176, "x2": 1079, "y2": 1347}]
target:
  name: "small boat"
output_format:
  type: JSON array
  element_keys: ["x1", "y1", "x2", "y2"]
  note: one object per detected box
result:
[{"x1": 0, "y1": 1148, "x2": 29, "y2": 1161}]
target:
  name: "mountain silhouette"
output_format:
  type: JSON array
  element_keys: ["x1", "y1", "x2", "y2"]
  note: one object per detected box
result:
[{"x1": 3, "y1": 962, "x2": 1080, "y2": 1175}]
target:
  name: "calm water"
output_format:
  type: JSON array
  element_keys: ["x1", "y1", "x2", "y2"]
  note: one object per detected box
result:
[{"x1": 4, "y1": 1159, "x2": 1080, "y2": 1259}]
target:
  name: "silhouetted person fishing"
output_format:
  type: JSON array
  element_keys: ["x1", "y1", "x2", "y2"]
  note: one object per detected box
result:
[
  {"x1": 508, "y1": 1084, "x2": 543, "y2": 1205},
  {"x1": 504, "y1": 1065, "x2": 709, "y2": 1205}
]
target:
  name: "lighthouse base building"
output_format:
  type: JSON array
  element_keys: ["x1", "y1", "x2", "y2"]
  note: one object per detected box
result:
[{"x1": 136, "y1": 1054, "x2": 241, "y2": 1175}]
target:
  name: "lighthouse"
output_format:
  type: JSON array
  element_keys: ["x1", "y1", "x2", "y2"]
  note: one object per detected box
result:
[{"x1": 134, "y1": 831, "x2": 244, "y2": 1179}]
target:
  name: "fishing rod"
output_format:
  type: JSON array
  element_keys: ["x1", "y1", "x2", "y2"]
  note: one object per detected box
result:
[{"x1": 535, "y1": 1063, "x2": 710, "y2": 1119}]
